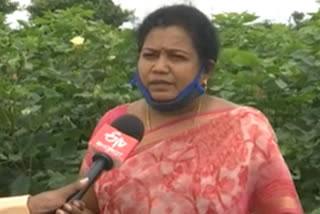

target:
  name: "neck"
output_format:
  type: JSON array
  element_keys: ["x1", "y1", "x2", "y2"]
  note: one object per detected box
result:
[
  {"x1": 145, "y1": 95, "x2": 204, "y2": 130},
  {"x1": 153, "y1": 96, "x2": 201, "y2": 115}
]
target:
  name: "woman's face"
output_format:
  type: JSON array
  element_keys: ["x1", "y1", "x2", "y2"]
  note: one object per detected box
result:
[{"x1": 137, "y1": 26, "x2": 201, "y2": 101}]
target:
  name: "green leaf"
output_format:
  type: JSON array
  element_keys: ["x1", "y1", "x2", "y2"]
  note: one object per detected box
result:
[
  {"x1": 9, "y1": 174, "x2": 31, "y2": 195},
  {"x1": 8, "y1": 154, "x2": 22, "y2": 162},
  {"x1": 231, "y1": 51, "x2": 260, "y2": 67},
  {"x1": 0, "y1": 154, "x2": 7, "y2": 161},
  {"x1": 275, "y1": 78, "x2": 288, "y2": 89},
  {"x1": 21, "y1": 105, "x2": 41, "y2": 115}
]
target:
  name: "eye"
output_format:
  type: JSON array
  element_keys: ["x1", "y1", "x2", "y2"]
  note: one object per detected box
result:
[
  {"x1": 170, "y1": 54, "x2": 186, "y2": 61},
  {"x1": 142, "y1": 52, "x2": 157, "y2": 60}
]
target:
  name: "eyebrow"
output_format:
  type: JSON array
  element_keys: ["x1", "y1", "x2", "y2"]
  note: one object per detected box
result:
[{"x1": 142, "y1": 47, "x2": 190, "y2": 55}]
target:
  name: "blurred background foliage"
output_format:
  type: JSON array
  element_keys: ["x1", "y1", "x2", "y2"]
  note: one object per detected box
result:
[{"x1": 0, "y1": 0, "x2": 319, "y2": 212}]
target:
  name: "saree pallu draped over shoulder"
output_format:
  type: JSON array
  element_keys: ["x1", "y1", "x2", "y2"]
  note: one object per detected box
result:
[{"x1": 81, "y1": 105, "x2": 304, "y2": 214}]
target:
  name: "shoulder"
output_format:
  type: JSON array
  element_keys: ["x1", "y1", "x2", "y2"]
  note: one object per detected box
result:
[
  {"x1": 92, "y1": 104, "x2": 128, "y2": 136},
  {"x1": 216, "y1": 105, "x2": 281, "y2": 166},
  {"x1": 203, "y1": 95, "x2": 239, "y2": 112},
  {"x1": 206, "y1": 96, "x2": 271, "y2": 125},
  {"x1": 230, "y1": 106, "x2": 279, "y2": 157},
  {"x1": 206, "y1": 96, "x2": 276, "y2": 141},
  {"x1": 232, "y1": 106, "x2": 274, "y2": 134},
  {"x1": 228, "y1": 104, "x2": 275, "y2": 138},
  {"x1": 99, "y1": 104, "x2": 128, "y2": 124},
  {"x1": 92, "y1": 99, "x2": 146, "y2": 136}
]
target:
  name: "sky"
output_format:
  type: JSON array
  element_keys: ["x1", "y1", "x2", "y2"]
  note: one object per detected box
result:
[{"x1": 6, "y1": 0, "x2": 320, "y2": 27}]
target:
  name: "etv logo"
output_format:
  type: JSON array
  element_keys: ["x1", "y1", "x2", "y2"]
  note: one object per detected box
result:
[{"x1": 104, "y1": 131, "x2": 127, "y2": 148}]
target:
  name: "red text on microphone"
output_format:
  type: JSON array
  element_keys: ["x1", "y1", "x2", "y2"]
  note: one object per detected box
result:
[{"x1": 89, "y1": 124, "x2": 139, "y2": 163}]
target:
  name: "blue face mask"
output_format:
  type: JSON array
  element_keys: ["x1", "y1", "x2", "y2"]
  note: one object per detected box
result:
[{"x1": 130, "y1": 66, "x2": 206, "y2": 112}]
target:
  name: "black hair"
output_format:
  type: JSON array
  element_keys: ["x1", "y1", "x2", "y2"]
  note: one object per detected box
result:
[{"x1": 137, "y1": 4, "x2": 220, "y2": 65}]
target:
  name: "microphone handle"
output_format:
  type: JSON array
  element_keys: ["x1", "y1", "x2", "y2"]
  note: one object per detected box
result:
[{"x1": 67, "y1": 154, "x2": 113, "y2": 202}]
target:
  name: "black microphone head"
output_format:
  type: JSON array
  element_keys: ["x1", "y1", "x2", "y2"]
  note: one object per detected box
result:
[{"x1": 111, "y1": 114, "x2": 144, "y2": 141}]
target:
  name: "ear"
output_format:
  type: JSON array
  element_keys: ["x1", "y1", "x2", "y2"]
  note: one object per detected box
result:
[{"x1": 201, "y1": 59, "x2": 216, "y2": 82}]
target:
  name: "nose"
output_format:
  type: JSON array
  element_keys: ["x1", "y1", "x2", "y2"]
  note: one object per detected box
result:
[{"x1": 152, "y1": 53, "x2": 169, "y2": 74}]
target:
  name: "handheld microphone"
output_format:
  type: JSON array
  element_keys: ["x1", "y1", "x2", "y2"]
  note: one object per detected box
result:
[{"x1": 67, "y1": 114, "x2": 144, "y2": 202}]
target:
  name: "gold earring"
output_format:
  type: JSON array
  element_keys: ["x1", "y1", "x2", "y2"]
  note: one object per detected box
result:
[{"x1": 202, "y1": 80, "x2": 208, "y2": 89}]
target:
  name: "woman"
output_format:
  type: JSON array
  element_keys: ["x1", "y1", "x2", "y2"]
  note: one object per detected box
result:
[{"x1": 57, "y1": 4, "x2": 304, "y2": 214}]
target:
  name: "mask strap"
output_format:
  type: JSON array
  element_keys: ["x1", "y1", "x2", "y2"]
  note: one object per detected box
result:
[{"x1": 130, "y1": 63, "x2": 206, "y2": 105}]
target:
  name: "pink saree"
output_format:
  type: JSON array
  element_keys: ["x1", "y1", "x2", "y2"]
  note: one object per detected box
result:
[{"x1": 81, "y1": 105, "x2": 304, "y2": 214}]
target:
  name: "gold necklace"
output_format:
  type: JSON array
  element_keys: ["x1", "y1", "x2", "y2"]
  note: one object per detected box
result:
[{"x1": 145, "y1": 97, "x2": 202, "y2": 130}]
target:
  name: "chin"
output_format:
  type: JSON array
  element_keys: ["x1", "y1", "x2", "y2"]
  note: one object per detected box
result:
[{"x1": 150, "y1": 93, "x2": 176, "y2": 102}]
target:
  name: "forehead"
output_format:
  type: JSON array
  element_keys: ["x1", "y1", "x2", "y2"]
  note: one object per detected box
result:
[{"x1": 142, "y1": 26, "x2": 195, "y2": 52}]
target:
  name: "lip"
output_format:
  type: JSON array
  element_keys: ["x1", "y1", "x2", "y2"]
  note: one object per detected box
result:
[{"x1": 149, "y1": 79, "x2": 172, "y2": 85}]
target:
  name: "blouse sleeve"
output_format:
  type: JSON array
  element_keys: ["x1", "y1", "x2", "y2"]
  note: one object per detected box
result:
[
  {"x1": 0, "y1": 195, "x2": 30, "y2": 214},
  {"x1": 79, "y1": 104, "x2": 127, "y2": 174},
  {"x1": 247, "y1": 109, "x2": 304, "y2": 214}
]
